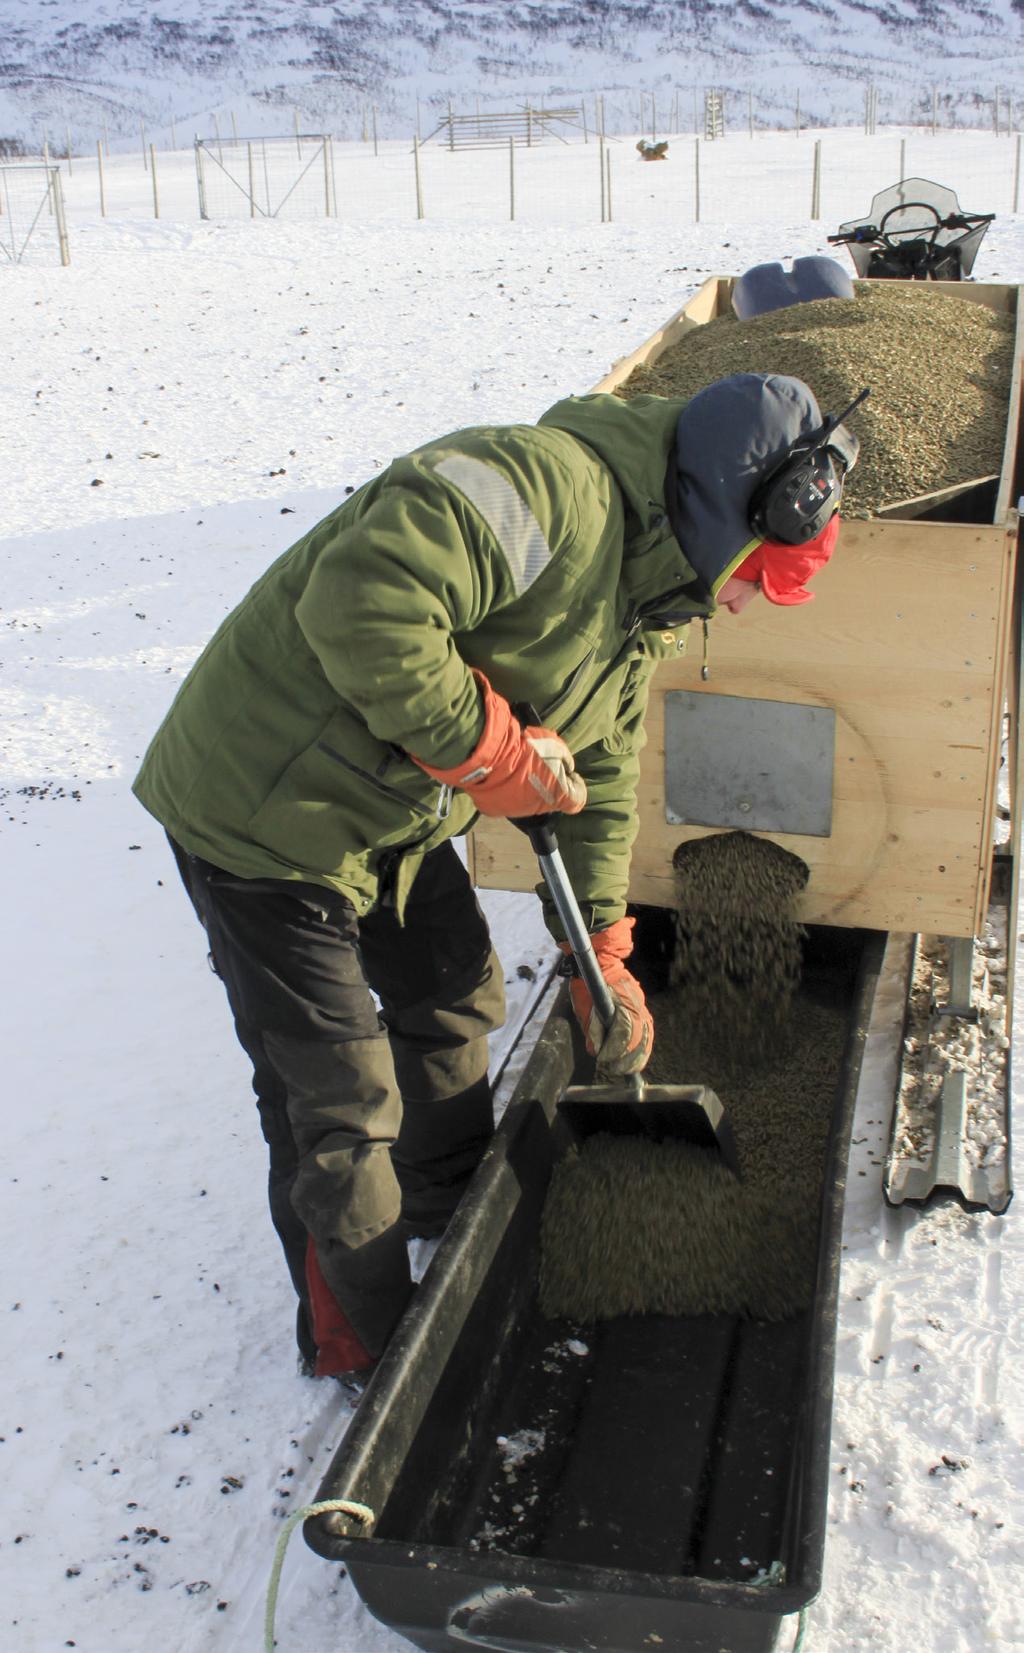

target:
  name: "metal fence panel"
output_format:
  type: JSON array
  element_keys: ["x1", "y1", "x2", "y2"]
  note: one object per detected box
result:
[
  {"x1": 0, "y1": 165, "x2": 69, "y2": 265},
  {"x1": 195, "y1": 135, "x2": 334, "y2": 220}
]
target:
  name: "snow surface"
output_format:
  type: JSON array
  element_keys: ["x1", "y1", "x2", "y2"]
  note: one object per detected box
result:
[{"x1": 2, "y1": 135, "x2": 1023, "y2": 1653}]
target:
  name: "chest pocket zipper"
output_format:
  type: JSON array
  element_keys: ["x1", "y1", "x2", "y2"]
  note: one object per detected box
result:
[
  {"x1": 538, "y1": 649, "x2": 596, "y2": 726},
  {"x1": 553, "y1": 635, "x2": 644, "y2": 742},
  {"x1": 317, "y1": 739, "x2": 439, "y2": 818}
]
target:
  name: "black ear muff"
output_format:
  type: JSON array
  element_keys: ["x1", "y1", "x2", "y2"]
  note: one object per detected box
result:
[
  {"x1": 748, "y1": 387, "x2": 869, "y2": 547},
  {"x1": 749, "y1": 447, "x2": 844, "y2": 544}
]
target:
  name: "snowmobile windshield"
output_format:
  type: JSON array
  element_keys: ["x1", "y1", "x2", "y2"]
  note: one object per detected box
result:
[{"x1": 835, "y1": 177, "x2": 993, "y2": 278}]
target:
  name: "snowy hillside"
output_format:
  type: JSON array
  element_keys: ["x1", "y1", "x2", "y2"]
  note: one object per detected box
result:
[{"x1": 0, "y1": 0, "x2": 1022, "y2": 149}]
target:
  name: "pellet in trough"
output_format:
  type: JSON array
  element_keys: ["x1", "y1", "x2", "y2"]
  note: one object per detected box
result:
[
  {"x1": 539, "y1": 832, "x2": 838, "y2": 1324},
  {"x1": 614, "y1": 285, "x2": 1014, "y2": 516}
]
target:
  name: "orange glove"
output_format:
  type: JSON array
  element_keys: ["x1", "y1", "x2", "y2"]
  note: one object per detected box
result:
[
  {"x1": 562, "y1": 917, "x2": 654, "y2": 1077},
  {"x1": 411, "y1": 670, "x2": 586, "y2": 818}
]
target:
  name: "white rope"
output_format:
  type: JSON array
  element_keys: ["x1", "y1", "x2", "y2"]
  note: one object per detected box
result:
[{"x1": 264, "y1": 1497, "x2": 374, "y2": 1652}]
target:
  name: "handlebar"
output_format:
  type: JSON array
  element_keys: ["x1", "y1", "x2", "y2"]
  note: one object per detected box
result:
[{"x1": 828, "y1": 209, "x2": 994, "y2": 248}]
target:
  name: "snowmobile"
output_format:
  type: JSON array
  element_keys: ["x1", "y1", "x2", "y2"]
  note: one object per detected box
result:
[{"x1": 828, "y1": 177, "x2": 994, "y2": 281}]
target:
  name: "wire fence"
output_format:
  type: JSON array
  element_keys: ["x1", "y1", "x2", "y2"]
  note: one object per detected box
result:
[
  {"x1": 8, "y1": 128, "x2": 1024, "y2": 261},
  {"x1": 0, "y1": 164, "x2": 69, "y2": 266},
  {"x1": 195, "y1": 134, "x2": 336, "y2": 220}
]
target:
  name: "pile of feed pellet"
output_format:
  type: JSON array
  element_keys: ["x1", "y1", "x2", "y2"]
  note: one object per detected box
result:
[
  {"x1": 614, "y1": 285, "x2": 1015, "y2": 516},
  {"x1": 539, "y1": 831, "x2": 843, "y2": 1324}
]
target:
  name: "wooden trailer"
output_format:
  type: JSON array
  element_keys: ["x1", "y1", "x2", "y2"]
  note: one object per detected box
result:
[
  {"x1": 470, "y1": 276, "x2": 1023, "y2": 940},
  {"x1": 468, "y1": 274, "x2": 1023, "y2": 1210}
]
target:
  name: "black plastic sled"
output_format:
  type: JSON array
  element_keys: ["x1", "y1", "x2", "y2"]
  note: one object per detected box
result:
[{"x1": 304, "y1": 922, "x2": 885, "y2": 1653}]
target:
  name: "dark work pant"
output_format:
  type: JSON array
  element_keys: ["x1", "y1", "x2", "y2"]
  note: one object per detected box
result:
[{"x1": 170, "y1": 838, "x2": 506, "y2": 1359}]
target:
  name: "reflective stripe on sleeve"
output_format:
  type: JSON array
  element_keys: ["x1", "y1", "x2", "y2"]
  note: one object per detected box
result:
[{"x1": 434, "y1": 453, "x2": 551, "y2": 596}]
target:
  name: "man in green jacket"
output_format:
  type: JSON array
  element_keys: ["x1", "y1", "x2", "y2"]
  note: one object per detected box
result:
[{"x1": 134, "y1": 372, "x2": 855, "y2": 1381}]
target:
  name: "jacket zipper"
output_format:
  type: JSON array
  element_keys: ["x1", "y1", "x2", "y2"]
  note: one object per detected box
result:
[
  {"x1": 553, "y1": 622, "x2": 643, "y2": 741},
  {"x1": 317, "y1": 740, "x2": 441, "y2": 818}
]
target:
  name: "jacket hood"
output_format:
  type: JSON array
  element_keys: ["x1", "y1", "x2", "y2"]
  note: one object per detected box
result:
[
  {"x1": 537, "y1": 390, "x2": 707, "y2": 624},
  {"x1": 537, "y1": 390, "x2": 685, "y2": 540},
  {"x1": 668, "y1": 372, "x2": 827, "y2": 597}
]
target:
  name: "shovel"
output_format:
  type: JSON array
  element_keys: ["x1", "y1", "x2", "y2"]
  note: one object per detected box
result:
[{"x1": 513, "y1": 813, "x2": 740, "y2": 1176}]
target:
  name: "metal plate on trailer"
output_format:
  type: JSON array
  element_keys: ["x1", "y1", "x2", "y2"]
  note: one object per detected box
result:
[{"x1": 664, "y1": 690, "x2": 836, "y2": 837}]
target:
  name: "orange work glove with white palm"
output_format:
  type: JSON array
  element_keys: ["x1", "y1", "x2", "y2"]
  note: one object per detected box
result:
[
  {"x1": 411, "y1": 669, "x2": 587, "y2": 818},
  {"x1": 561, "y1": 916, "x2": 654, "y2": 1078}
]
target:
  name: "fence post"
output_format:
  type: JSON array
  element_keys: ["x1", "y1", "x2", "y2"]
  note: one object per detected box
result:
[
  {"x1": 599, "y1": 132, "x2": 606, "y2": 221},
  {"x1": 748, "y1": 91, "x2": 753, "y2": 139},
  {"x1": 372, "y1": 105, "x2": 379, "y2": 158},
  {"x1": 247, "y1": 141, "x2": 256, "y2": 217},
  {"x1": 509, "y1": 135, "x2": 515, "y2": 221},
  {"x1": 195, "y1": 140, "x2": 208, "y2": 220},
  {"x1": 694, "y1": 136, "x2": 700, "y2": 223},
  {"x1": 811, "y1": 138, "x2": 821, "y2": 220},
  {"x1": 294, "y1": 108, "x2": 301, "y2": 158},
  {"x1": 52, "y1": 168, "x2": 70, "y2": 265},
  {"x1": 322, "y1": 137, "x2": 330, "y2": 217},
  {"x1": 43, "y1": 137, "x2": 54, "y2": 214},
  {"x1": 413, "y1": 134, "x2": 424, "y2": 219},
  {"x1": 328, "y1": 135, "x2": 337, "y2": 216},
  {"x1": 150, "y1": 144, "x2": 159, "y2": 218},
  {"x1": 899, "y1": 136, "x2": 906, "y2": 182},
  {"x1": 931, "y1": 85, "x2": 937, "y2": 137},
  {"x1": 231, "y1": 111, "x2": 238, "y2": 143},
  {"x1": 605, "y1": 146, "x2": 612, "y2": 221},
  {"x1": 171, "y1": 117, "x2": 177, "y2": 151},
  {"x1": 1014, "y1": 133, "x2": 1021, "y2": 213},
  {"x1": 97, "y1": 138, "x2": 106, "y2": 217}
]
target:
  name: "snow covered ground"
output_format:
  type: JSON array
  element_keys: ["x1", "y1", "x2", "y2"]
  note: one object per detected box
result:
[{"x1": 2, "y1": 135, "x2": 1022, "y2": 1653}]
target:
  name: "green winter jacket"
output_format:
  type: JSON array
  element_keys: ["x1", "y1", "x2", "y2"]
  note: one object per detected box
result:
[{"x1": 133, "y1": 392, "x2": 719, "y2": 934}]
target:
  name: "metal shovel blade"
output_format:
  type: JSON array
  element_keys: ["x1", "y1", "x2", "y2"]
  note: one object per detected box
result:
[
  {"x1": 508, "y1": 794, "x2": 741, "y2": 1178},
  {"x1": 557, "y1": 1081, "x2": 741, "y2": 1178}
]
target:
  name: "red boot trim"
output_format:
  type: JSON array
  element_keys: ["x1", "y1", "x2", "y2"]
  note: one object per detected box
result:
[{"x1": 304, "y1": 1237, "x2": 375, "y2": 1379}]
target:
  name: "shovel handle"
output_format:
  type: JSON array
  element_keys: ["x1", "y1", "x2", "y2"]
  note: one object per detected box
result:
[
  {"x1": 507, "y1": 702, "x2": 619, "y2": 1033},
  {"x1": 508, "y1": 840, "x2": 619, "y2": 1041}
]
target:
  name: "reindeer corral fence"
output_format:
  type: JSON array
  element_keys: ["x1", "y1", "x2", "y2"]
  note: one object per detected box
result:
[{"x1": 5, "y1": 125, "x2": 1023, "y2": 262}]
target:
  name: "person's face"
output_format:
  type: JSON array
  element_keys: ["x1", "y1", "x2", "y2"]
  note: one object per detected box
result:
[{"x1": 716, "y1": 576, "x2": 762, "y2": 615}]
